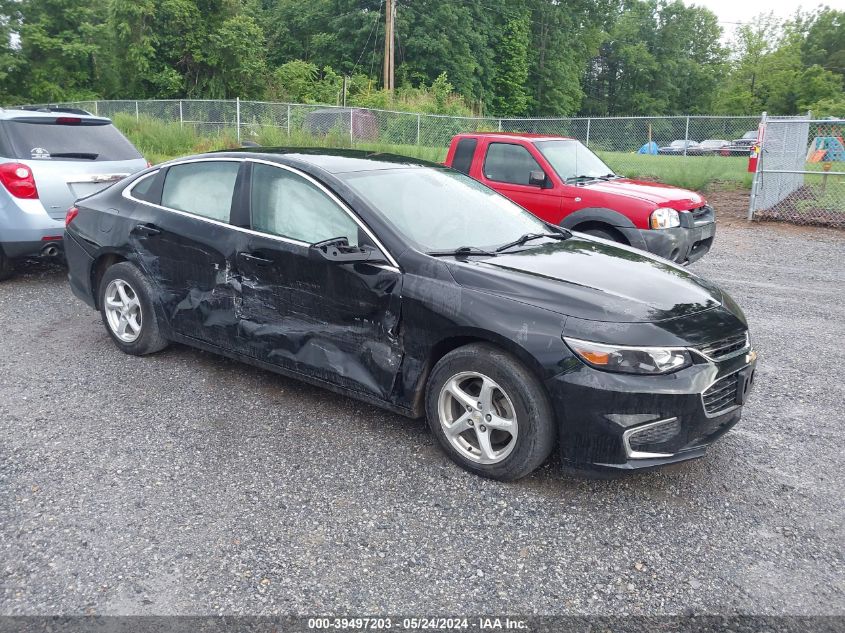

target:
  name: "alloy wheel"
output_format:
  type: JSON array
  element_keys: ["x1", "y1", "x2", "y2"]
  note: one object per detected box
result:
[
  {"x1": 437, "y1": 371, "x2": 518, "y2": 464},
  {"x1": 104, "y1": 279, "x2": 143, "y2": 343}
]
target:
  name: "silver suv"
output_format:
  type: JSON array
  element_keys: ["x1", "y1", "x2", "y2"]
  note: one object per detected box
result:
[{"x1": 0, "y1": 107, "x2": 147, "y2": 279}]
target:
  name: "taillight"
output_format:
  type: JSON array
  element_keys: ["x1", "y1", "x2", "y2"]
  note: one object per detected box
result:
[
  {"x1": 145, "y1": 161, "x2": 152, "y2": 168},
  {"x1": 0, "y1": 163, "x2": 39, "y2": 199},
  {"x1": 56, "y1": 117, "x2": 82, "y2": 125},
  {"x1": 65, "y1": 206, "x2": 79, "y2": 226}
]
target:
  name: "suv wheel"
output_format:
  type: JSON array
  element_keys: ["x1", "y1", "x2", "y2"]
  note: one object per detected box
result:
[
  {"x1": 98, "y1": 262, "x2": 168, "y2": 355},
  {"x1": 425, "y1": 343, "x2": 556, "y2": 481},
  {"x1": 0, "y1": 247, "x2": 13, "y2": 281}
]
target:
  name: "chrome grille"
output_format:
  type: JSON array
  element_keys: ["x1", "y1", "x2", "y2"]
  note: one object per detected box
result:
[
  {"x1": 702, "y1": 372, "x2": 740, "y2": 415},
  {"x1": 696, "y1": 332, "x2": 749, "y2": 360}
]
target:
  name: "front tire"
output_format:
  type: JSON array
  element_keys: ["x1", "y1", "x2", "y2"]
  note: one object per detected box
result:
[
  {"x1": 581, "y1": 227, "x2": 620, "y2": 242},
  {"x1": 98, "y1": 262, "x2": 168, "y2": 356},
  {"x1": 425, "y1": 343, "x2": 556, "y2": 481}
]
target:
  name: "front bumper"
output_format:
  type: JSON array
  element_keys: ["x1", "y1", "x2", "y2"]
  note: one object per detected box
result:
[
  {"x1": 545, "y1": 346, "x2": 756, "y2": 471},
  {"x1": 636, "y1": 207, "x2": 716, "y2": 264}
]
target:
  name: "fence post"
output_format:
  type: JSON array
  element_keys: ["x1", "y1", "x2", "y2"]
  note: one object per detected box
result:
[
  {"x1": 236, "y1": 97, "x2": 241, "y2": 144},
  {"x1": 135, "y1": 101, "x2": 139, "y2": 121},
  {"x1": 417, "y1": 113, "x2": 421, "y2": 146},
  {"x1": 747, "y1": 111, "x2": 767, "y2": 221},
  {"x1": 350, "y1": 108, "x2": 354, "y2": 146},
  {"x1": 179, "y1": 100, "x2": 183, "y2": 129},
  {"x1": 498, "y1": 119, "x2": 502, "y2": 132},
  {"x1": 683, "y1": 116, "x2": 690, "y2": 156},
  {"x1": 586, "y1": 118, "x2": 591, "y2": 147},
  {"x1": 93, "y1": 101, "x2": 99, "y2": 116},
  {"x1": 287, "y1": 104, "x2": 291, "y2": 137}
]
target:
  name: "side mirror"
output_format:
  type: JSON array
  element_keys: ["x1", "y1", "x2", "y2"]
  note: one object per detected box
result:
[
  {"x1": 529, "y1": 170, "x2": 549, "y2": 188},
  {"x1": 309, "y1": 238, "x2": 385, "y2": 264}
]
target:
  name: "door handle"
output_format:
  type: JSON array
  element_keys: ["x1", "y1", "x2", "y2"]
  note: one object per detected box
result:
[
  {"x1": 133, "y1": 223, "x2": 161, "y2": 236},
  {"x1": 238, "y1": 252, "x2": 272, "y2": 265}
]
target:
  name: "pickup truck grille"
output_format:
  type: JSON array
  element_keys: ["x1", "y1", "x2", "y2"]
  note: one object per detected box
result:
[
  {"x1": 695, "y1": 332, "x2": 749, "y2": 361},
  {"x1": 690, "y1": 205, "x2": 715, "y2": 226}
]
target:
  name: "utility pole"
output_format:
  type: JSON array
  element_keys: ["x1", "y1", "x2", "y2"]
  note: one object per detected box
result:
[{"x1": 383, "y1": 0, "x2": 395, "y2": 93}]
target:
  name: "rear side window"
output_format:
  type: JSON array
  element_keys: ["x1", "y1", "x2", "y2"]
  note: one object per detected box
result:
[
  {"x1": 3, "y1": 119, "x2": 143, "y2": 162},
  {"x1": 451, "y1": 138, "x2": 477, "y2": 175},
  {"x1": 483, "y1": 143, "x2": 542, "y2": 185},
  {"x1": 161, "y1": 161, "x2": 240, "y2": 223}
]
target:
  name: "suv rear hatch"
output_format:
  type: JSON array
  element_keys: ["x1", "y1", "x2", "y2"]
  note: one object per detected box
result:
[{"x1": 1, "y1": 114, "x2": 147, "y2": 219}]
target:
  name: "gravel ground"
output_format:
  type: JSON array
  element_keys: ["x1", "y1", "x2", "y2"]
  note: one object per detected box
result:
[{"x1": 1, "y1": 217, "x2": 844, "y2": 617}]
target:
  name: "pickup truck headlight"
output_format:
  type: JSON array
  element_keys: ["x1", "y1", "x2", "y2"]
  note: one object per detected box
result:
[
  {"x1": 650, "y1": 207, "x2": 681, "y2": 229},
  {"x1": 564, "y1": 337, "x2": 692, "y2": 375}
]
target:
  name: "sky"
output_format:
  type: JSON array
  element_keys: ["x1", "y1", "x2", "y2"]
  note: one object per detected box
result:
[{"x1": 688, "y1": 0, "x2": 845, "y2": 40}]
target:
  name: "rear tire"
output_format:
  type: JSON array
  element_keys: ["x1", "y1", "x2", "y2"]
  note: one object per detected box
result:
[
  {"x1": 0, "y1": 247, "x2": 13, "y2": 281},
  {"x1": 98, "y1": 262, "x2": 168, "y2": 356},
  {"x1": 425, "y1": 343, "x2": 556, "y2": 481}
]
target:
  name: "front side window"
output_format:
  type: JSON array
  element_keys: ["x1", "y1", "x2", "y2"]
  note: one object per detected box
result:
[
  {"x1": 483, "y1": 143, "x2": 543, "y2": 185},
  {"x1": 534, "y1": 140, "x2": 614, "y2": 182},
  {"x1": 340, "y1": 167, "x2": 550, "y2": 252},
  {"x1": 161, "y1": 161, "x2": 240, "y2": 222},
  {"x1": 250, "y1": 163, "x2": 359, "y2": 246}
]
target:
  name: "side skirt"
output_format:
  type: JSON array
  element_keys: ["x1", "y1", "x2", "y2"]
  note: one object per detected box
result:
[{"x1": 169, "y1": 332, "x2": 417, "y2": 419}]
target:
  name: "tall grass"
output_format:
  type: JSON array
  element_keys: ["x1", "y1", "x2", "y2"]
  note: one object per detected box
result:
[{"x1": 113, "y1": 114, "x2": 748, "y2": 191}]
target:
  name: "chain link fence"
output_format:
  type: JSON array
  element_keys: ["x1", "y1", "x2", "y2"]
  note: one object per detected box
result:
[
  {"x1": 750, "y1": 116, "x2": 845, "y2": 228},
  {"x1": 21, "y1": 99, "x2": 762, "y2": 184}
]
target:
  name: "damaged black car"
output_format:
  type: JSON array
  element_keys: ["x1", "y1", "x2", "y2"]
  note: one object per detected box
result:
[{"x1": 64, "y1": 149, "x2": 757, "y2": 480}]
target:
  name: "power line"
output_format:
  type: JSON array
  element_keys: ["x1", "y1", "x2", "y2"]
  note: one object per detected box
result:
[{"x1": 350, "y1": 1, "x2": 384, "y2": 76}]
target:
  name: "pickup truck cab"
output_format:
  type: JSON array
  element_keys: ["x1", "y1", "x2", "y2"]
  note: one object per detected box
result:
[{"x1": 444, "y1": 133, "x2": 716, "y2": 264}]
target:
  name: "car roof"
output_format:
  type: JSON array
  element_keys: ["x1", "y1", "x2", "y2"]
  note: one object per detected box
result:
[
  {"x1": 0, "y1": 107, "x2": 110, "y2": 123},
  {"x1": 454, "y1": 132, "x2": 575, "y2": 142},
  {"x1": 208, "y1": 147, "x2": 446, "y2": 174}
]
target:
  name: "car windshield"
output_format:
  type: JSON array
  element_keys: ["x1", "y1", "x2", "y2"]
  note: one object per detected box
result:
[
  {"x1": 743, "y1": 131, "x2": 757, "y2": 139},
  {"x1": 533, "y1": 139, "x2": 614, "y2": 182},
  {"x1": 338, "y1": 167, "x2": 552, "y2": 252}
]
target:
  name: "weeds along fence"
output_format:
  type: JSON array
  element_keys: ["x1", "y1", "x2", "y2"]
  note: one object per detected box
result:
[{"x1": 24, "y1": 99, "x2": 762, "y2": 184}]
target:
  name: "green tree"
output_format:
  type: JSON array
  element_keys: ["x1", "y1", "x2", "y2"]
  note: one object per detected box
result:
[{"x1": 492, "y1": 11, "x2": 531, "y2": 116}]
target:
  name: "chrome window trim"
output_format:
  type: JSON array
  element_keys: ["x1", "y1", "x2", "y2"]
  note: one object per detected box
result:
[
  {"x1": 121, "y1": 156, "x2": 401, "y2": 272},
  {"x1": 622, "y1": 417, "x2": 677, "y2": 459}
]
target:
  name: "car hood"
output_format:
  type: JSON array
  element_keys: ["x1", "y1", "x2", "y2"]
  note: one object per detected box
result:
[
  {"x1": 581, "y1": 178, "x2": 705, "y2": 210},
  {"x1": 447, "y1": 237, "x2": 723, "y2": 323}
]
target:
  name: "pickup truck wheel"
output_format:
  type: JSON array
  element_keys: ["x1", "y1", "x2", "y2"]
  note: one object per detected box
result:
[
  {"x1": 425, "y1": 343, "x2": 556, "y2": 481},
  {"x1": 581, "y1": 227, "x2": 621, "y2": 242},
  {"x1": 0, "y1": 247, "x2": 13, "y2": 281}
]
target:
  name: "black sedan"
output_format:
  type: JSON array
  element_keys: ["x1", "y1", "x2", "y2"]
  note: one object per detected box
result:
[{"x1": 64, "y1": 149, "x2": 757, "y2": 480}]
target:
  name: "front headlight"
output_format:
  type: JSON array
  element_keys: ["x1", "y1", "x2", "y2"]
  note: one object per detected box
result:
[
  {"x1": 564, "y1": 337, "x2": 692, "y2": 375},
  {"x1": 650, "y1": 207, "x2": 681, "y2": 229}
]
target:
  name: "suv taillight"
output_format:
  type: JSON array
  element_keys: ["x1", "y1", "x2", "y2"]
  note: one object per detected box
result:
[
  {"x1": 65, "y1": 206, "x2": 79, "y2": 226},
  {"x1": 0, "y1": 163, "x2": 39, "y2": 199}
]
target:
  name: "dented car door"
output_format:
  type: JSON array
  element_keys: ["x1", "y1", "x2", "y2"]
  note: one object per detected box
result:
[
  {"x1": 129, "y1": 159, "x2": 245, "y2": 347},
  {"x1": 234, "y1": 161, "x2": 403, "y2": 399}
]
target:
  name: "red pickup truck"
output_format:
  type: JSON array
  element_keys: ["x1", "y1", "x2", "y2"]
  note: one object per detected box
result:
[{"x1": 444, "y1": 133, "x2": 716, "y2": 264}]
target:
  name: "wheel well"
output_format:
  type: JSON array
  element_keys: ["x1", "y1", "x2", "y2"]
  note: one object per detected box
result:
[
  {"x1": 571, "y1": 221, "x2": 629, "y2": 244},
  {"x1": 90, "y1": 253, "x2": 127, "y2": 308},
  {"x1": 409, "y1": 334, "x2": 549, "y2": 418}
]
